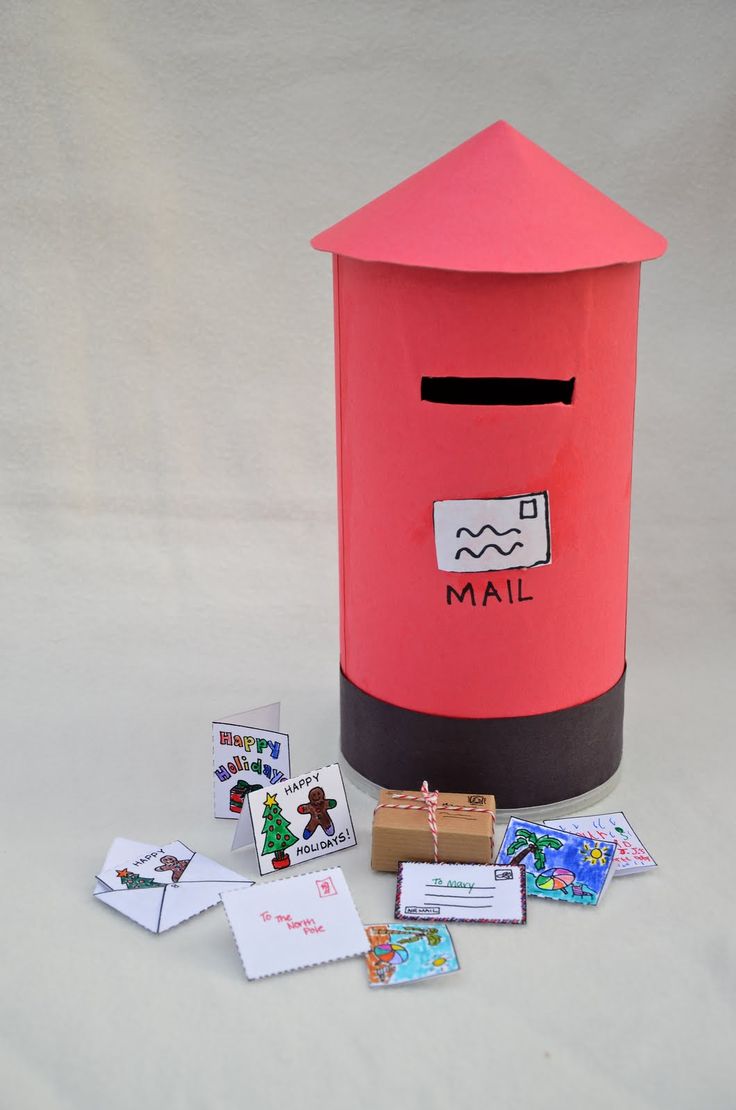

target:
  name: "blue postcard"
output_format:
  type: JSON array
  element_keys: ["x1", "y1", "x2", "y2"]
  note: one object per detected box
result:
[
  {"x1": 365, "y1": 923, "x2": 460, "y2": 987},
  {"x1": 496, "y1": 817, "x2": 617, "y2": 906}
]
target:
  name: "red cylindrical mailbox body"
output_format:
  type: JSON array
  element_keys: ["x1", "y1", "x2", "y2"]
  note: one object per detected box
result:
[{"x1": 313, "y1": 122, "x2": 666, "y2": 808}]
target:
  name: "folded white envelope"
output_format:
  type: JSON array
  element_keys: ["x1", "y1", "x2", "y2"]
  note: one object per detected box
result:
[{"x1": 94, "y1": 838, "x2": 254, "y2": 933}]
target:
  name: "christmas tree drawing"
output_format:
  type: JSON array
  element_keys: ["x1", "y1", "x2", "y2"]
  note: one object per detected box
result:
[
  {"x1": 260, "y1": 792, "x2": 298, "y2": 870},
  {"x1": 116, "y1": 869, "x2": 164, "y2": 889}
]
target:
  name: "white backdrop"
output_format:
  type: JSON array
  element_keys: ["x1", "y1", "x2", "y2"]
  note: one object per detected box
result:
[{"x1": 2, "y1": 3, "x2": 734, "y2": 1108}]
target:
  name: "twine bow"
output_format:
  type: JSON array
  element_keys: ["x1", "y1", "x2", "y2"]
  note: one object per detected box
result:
[{"x1": 376, "y1": 781, "x2": 495, "y2": 863}]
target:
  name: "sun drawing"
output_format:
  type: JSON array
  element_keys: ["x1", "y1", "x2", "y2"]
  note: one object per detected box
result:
[{"x1": 581, "y1": 840, "x2": 609, "y2": 866}]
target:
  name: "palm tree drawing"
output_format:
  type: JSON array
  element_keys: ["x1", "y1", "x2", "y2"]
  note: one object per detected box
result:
[
  {"x1": 398, "y1": 928, "x2": 443, "y2": 947},
  {"x1": 506, "y1": 827, "x2": 563, "y2": 869}
]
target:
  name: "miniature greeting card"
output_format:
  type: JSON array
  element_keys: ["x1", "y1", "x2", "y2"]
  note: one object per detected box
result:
[
  {"x1": 395, "y1": 862, "x2": 526, "y2": 924},
  {"x1": 365, "y1": 923, "x2": 460, "y2": 987},
  {"x1": 496, "y1": 818, "x2": 616, "y2": 905},
  {"x1": 213, "y1": 702, "x2": 290, "y2": 819},
  {"x1": 232, "y1": 762, "x2": 357, "y2": 872},
  {"x1": 544, "y1": 812, "x2": 656, "y2": 874},
  {"x1": 221, "y1": 867, "x2": 368, "y2": 979},
  {"x1": 94, "y1": 840, "x2": 254, "y2": 932}
]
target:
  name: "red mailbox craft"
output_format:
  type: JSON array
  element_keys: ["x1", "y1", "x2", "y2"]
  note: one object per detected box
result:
[{"x1": 312, "y1": 121, "x2": 666, "y2": 808}]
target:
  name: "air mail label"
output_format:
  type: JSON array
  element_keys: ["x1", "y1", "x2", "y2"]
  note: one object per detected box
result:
[{"x1": 433, "y1": 492, "x2": 551, "y2": 573}]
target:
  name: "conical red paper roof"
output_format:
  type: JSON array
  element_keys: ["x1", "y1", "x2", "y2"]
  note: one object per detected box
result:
[{"x1": 311, "y1": 121, "x2": 667, "y2": 273}]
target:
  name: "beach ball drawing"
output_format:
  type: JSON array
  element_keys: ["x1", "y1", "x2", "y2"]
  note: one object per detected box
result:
[
  {"x1": 535, "y1": 867, "x2": 576, "y2": 892},
  {"x1": 373, "y1": 943, "x2": 409, "y2": 965}
]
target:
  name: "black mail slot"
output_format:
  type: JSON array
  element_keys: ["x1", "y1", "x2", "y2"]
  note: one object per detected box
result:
[{"x1": 421, "y1": 376, "x2": 575, "y2": 406}]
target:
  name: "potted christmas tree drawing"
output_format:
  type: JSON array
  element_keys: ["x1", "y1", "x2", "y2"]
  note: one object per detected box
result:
[
  {"x1": 505, "y1": 827, "x2": 563, "y2": 870},
  {"x1": 260, "y1": 791, "x2": 298, "y2": 869}
]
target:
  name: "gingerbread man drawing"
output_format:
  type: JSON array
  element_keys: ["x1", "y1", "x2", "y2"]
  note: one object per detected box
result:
[
  {"x1": 297, "y1": 786, "x2": 337, "y2": 840},
  {"x1": 154, "y1": 855, "x2": 190, "y2": 883}
]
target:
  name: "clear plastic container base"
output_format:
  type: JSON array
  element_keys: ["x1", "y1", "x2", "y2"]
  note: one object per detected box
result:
[{"x1": 342, "y1": 755, "x2": 621, "y2": 825}]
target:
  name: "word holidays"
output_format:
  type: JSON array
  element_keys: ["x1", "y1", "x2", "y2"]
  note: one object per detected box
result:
[
  {"x1": 295, "y1": 830, "x2": 351, "y2": 858},
  {"x1": 214, "y1": 752, "x2": 284, "y2": 784}
]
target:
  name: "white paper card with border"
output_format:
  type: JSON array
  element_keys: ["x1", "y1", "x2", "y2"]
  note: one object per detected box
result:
[
  {"x1": 213, "y1": 702, "x2": 290, "y2": 827},
  {"x1": 233, "y1": 762, "x2": 357, "y2": 869},
  {"x1": 222, "y1": 867, "x2": 369, "y2": 979},
  {"x1": 545, "y1": 812, "x2": 657, "y2": 874},
  {"x1": 94, "y1": 840, "x2": 254, "y2": 933},
  {"x1": 396, "y1": 862, "x2": 527, "y2": 924}
]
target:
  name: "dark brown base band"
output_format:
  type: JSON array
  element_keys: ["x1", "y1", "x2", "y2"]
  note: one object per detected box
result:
[{"x1": 340, "y1": 668, "x2": 625, "y2": 810}]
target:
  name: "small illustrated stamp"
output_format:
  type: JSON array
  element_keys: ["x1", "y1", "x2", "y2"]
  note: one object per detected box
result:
[
  {"x1": 497, "y1": 817, "x2": 617, "y2": 905},
  {"x1": 365, "y1": 922, "x2": 460, "y2": 987}
]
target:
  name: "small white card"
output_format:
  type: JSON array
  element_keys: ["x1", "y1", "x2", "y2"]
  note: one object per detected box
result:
[
  {"x1": 545, "y1": 812, "x2": 656, "y2": 874},
  {"x1": 221, "y1": 867, "x2": 369, "y2": 979},
  {"x1": 213, "y1": 702, "x2": 290, "y2": 821},
  {"x1": 94, "y1": 840, "x2": 254, "y2": 933},
  {"x1": 396, "y1": 862, "x2": 527, "y2": 924},
  {"x1": 232, "y1": 762, "x2": 357, "y2": 872}
]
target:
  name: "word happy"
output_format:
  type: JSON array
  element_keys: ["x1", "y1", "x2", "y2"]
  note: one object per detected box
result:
[
  {"x1": 282, "y1": 773, "x2": 320, "y2": 796},
  {"x1": 130, "y1": 850, "x2": 164, "y2": 867},
  {"x1": 446, "y1": 577, "x2": 534, "y2": 606},
  {"x1": 214, "y1": 731, "x2": 284, "y2": 785}
]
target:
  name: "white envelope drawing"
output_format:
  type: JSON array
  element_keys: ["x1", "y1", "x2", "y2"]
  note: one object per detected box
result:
[
  {"x1": 93, "y1": 839, "x2": 254, "y2": 933},
  {"x1": 434, "y1": 492, "x2": 551, "y2": 572}
]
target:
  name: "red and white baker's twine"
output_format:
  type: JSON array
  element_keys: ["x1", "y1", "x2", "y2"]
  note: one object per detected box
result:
[{"x1": 376, "y1": 780, "x2": 495, "y2": 863}]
